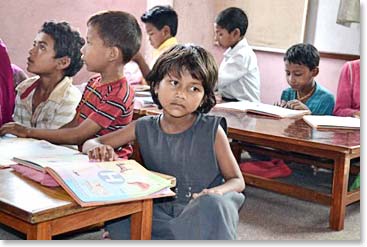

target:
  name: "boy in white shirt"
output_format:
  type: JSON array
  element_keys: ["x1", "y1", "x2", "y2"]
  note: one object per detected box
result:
[{"x1": 214, "y1": 7, "x2": 260, "y2": 102}]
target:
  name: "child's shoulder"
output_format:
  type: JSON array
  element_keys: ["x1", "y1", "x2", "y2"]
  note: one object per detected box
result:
[{"x1": 15, "y1": 76, "x2": 39, "y2": 94}]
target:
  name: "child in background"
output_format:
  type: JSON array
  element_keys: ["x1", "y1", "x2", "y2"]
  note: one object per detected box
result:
[
  {"x1": 0, "y1": 39, "x2": 15, "y2": 126},
  {"x1": 333, "y1": 59, "x2": 360, "y2": 117},
  {"x1": 279, "y1": 43, "x2": 334, "y2": 115},
  {"x1": 12, "y1": 21, "x2": 84, "y2": 129},
  {"x1": 83, "y1": 44, "x2": 245, "y2": 240},
  {"x1": 0, "y1": 11, "x2": 142, "y2": 159},
  {"x1": 133, "y1": 5, "x2": 178, "y2": 80},
  {"x1": 214, "y1": 7, "x2": 260, "y2": 102}
]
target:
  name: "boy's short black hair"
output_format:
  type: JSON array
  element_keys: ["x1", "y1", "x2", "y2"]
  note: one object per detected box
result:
[
  {"x1": 215, "y1": 7, "x2": 248, "y2": 36},
  {"x1": 141, "y1": 5, "x2": 178, "y2": 36},
  {"x1": 41, "y1": 21, "x2": 85, "y2": 77},
  {"x1": 147, "y1": 44, "x2": 218, "y2": 113},
  {"x1": 284, "y1": 43, "x2": 320, "y2": 70},
  {"x1": 88, "y1": 11, "x2": 142, "y2": 64}
]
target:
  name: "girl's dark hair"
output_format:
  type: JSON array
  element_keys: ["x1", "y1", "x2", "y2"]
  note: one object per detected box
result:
[
  {"x1": 41, "y1": 21, "x2": 85, "y2": 77},
  {"x1": 88, "y1": 10, "x2": 142, "y2": 64},
  {"x1": 284, "y1": 43, "x2": 320, "y2": 70},
  {"x1": 147, "y1": 44, "x2": 218, "y2": 113}
]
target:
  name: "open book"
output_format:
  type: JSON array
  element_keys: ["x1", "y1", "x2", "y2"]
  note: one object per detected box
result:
[
  {"x1": 14, "y1": 156, "x2": 175, "y2": 207},
  {"x1": 302, "y1": 115, "x2": 360, "y2": 130},
  {"x1": 0, "y1": 135, "x2": 80, "y2": 168},
  {"x1": 215, "y1": 101, "x2": 311, "y2": 118}
]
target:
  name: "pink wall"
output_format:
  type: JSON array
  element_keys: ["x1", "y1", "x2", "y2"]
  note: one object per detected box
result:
[
  {"x1": 0, "y1": 0, "x2": 147, "y2": 84},
  {"x1": 1, "y1": 0, "x2": 350, "y2": 103}
]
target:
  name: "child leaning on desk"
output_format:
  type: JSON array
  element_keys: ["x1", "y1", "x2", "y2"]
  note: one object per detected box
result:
[
  {"x1": 132, "y1": 5, "x2": 178, "y2": 81},
  {"x1": 83, "y1": 44, "x2": 245, "y2": 240},
  {"x1": 0, "y1": 11, "x2": 142, "y2": 159},
  {"x1": 278, "y1": 43, "x2": 335, "y2": 115},
  {"x1": 13, "y1": 21, "x2": 84, "y2": 129},
  {"x1": 214, "y1": 7, "x2": 260, "y2": 102}
]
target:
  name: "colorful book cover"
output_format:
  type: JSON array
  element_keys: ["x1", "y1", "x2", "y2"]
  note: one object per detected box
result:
[{"x1": 45, "y1": 159, "x2": 175, "y2": 207}]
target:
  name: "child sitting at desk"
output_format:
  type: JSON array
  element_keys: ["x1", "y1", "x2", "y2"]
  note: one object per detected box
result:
[
  {"x1": 133, "y1": 5, "x2": 178, "y2": 80},
  {"x1": 279, "y1": 43, "x2": 335, "y2": 115},
  {"x1": 0, "y1": 11, "x2": 142, "y2": 159},
  {"x1": 333, "y1": 59, "x2": 360, "y2": 118},
  {"x1": 83, "y1": 44, "x2": 245, "y2": 240},
  {"x1": 214, "y1": 7, "x2": 260, "y2": 102},
  {"x1": 12, "y1": 21, "x2": 84, "y2": 129}
]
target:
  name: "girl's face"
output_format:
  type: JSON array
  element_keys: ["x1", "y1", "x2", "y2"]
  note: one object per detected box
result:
[
  {"x1": 27, "y1": 32, "x2": 59, "y2": 74},
  {"x1": 81, "y1": 25, "x2": 110, "y2": 73},
  {"x1": 284, "y1": 61, "x2": 318, "y2": 92},
  {"x1": 156, "y1": 69, "x2": 205, "y2": 118}
]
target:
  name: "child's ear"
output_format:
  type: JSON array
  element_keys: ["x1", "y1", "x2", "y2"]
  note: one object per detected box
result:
[
  {"x1": 162, "y1": 25, "x2": 171, "y2": 38},
  {"x1": 312, "y1": 67, "x2": 319, "y2": 77},
  {"x1": 56, "y1": 57, "x2": 71, "y2": 70},
  {"x1": 231, "y1": 28, "x2": 241, "y2": 39},
  {"x1": 109, "y1": 46, "x2": 122, "y2": 62}
]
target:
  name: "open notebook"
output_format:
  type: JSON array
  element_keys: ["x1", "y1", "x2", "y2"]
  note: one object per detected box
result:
[
  {"x1": 215, "y1": 101, "x2": 311, "y2": 118},
  {"x1": 302, "y1": 115, "x2": 360, "y2": 129}
]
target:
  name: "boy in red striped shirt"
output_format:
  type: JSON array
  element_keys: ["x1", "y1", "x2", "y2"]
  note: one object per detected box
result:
[{"x1": 0, "y1": 11, "x2": 142, "y2": 159}]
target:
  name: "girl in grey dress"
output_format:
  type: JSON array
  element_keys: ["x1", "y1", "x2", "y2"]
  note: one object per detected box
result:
[{"x1": 83, "y1": 44, "x2": 245, "y2": 240}]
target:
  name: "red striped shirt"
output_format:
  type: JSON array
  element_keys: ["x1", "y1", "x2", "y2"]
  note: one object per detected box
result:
[{"x1": 76, "y1": 75, "x2": 135, "y2": 158}]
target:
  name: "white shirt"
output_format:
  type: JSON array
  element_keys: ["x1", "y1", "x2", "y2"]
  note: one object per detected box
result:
[
  {"x1": 13, "y1": 76, "x2": 81, "y2": 129},
  {"x1": 218, "y1": 38, "x2": 260, "y2": 102}
]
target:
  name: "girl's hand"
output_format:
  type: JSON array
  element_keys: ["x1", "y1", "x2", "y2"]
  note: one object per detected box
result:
[
  {"x1": 192, "y1": 188, "x2": 223, "y2": 200},
  {"x1": 353, "y1": 111, "x2": 360, "y2": 118},
  {"x1": 88, "y1": 145, "x2": 119, "y2": 162},
  {"x1": 0, "y1": 122, "x2": 29, "y2": 137},
  {"x1": 285, "y1": 100, "x2": 309, "y2": 111}
]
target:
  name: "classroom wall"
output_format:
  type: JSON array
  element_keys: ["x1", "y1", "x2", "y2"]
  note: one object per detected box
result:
[{"x1": 0, "y1": 0, "x2": 353, "y2": 104}]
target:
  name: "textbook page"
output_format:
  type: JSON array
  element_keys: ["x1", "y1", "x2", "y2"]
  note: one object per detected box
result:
[
  {"x1": 0, "y1": 135, "x2": 79, "y2": 167},
  {"x1": 303, "y1": 115, "x2": 360, "y2": 129},
  {"x1": 216, "y1": 101, "x2": 311, "y2": 118}
]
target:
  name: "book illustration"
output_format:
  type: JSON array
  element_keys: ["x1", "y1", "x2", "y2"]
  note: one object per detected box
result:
[
  {"x1": 215, "y1": 101, "x2": 311, "y2": 118},
  {"x1": 302, "y1": 115, "x2": 360, "y2": 129},
  {"x1": 45, "y1": 159, "x2": 175, "y2": 207}
]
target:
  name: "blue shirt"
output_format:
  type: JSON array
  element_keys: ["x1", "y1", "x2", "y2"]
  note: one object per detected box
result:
[{"x1": 281, "y1": 82, "x2": 335, "y2": 115}]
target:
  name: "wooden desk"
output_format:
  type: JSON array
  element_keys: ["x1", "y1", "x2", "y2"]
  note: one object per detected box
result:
[
  {"x1": 132, "y1": 105, "x2": 360, "y2": 230},
  {"x1": 210, "y1": 108, "x2": 360, "y2": 231},
  {"x1": 0, "y1": 169, "x2": 153, "y2": 240}
]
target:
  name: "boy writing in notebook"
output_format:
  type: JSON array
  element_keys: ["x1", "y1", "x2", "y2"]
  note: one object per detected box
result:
[
  {"x1": 0, "y1": 11, "x2": 142, "y2": 159},
  {"x1": 279, "y1": 43, "x2": 334, "y2": 115},
  {"x1": 214, "y1": 7, "x2": 260, "y2": 102},
  {"x1": 13, "y1": 21, "x2": 84, "y2": 129},
  {"x1": 133, "y1": 5, "x2": 178, "y2": 80}
]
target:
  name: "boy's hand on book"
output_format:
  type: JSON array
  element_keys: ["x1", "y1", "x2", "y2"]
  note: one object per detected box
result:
[
  {"x1": 0, "y1": 122, "x2": 29, "y2": 137},
  {"x1": 88, "y1": 145, "x2": 119, "y2": 162},
  {"x1": 284, "y1": 100, "x2": 309, "y2": 111},
  {"x1": 191, "y1": 188, "x2": 223, "y2": 200},
  {"x1": 274, "y1": 100, "x2": 287, "y2": 108}
]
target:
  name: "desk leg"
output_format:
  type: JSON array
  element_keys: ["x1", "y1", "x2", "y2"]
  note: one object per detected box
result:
[
  {"x1": 27, "y1": 222, "x2": 52, "y2": 240},
  {"x1": 329, "y1": 155, "x2": 350, "y2": 231},
  {"x1": 130, "y1": 199, "x2": 153, "y2": 240}
]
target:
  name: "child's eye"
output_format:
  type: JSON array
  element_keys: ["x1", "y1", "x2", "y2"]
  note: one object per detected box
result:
[
  {"x1": 189, "y1": 86, "x2": 200, "y2": 92},
  {"x1": 170, "y1": 80, "x2": 179, "y2": 86}
]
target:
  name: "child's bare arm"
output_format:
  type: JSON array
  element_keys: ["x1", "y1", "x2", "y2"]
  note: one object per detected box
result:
[
  {"x1": 0, "y1": 118, "x2": 101, "y2": 145},
  {"x1": 82, "y1": 121, "x2": 137, "y2": 161},
  {"x1": 192, "y1": 126, "x2": 245, "y2": 199}
]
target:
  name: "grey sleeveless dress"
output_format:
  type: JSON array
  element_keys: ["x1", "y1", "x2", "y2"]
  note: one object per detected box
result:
[{"x1": 105, "y1": 113, "x2": 245, "y2": 240}]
